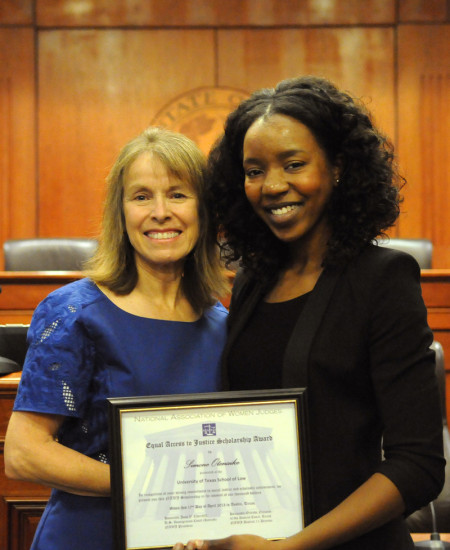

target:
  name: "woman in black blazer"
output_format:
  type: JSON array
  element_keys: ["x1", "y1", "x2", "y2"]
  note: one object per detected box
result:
[{"x1": 175, "y1": 76, "x2": 445, "y2": 549}]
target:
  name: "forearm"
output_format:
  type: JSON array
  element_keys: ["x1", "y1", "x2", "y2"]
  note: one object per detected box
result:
[
  {"x1": 6, "y1": 438, "x2": 110, "y2": 497},
  {"x1": 277, "y1": 473, "x2": 405, "y2": 550},
  {"x1": 5, "y1": 411, "x2": 110, "y2": 497}
]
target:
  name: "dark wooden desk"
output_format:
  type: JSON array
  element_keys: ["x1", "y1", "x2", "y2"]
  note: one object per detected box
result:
[{"x1": 0, "y1": 271, "x2": 82, "y2": 324}]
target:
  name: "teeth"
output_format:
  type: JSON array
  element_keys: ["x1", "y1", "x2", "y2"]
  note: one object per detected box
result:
[
  {"x1": 270, "y1": 205, "x2": 297, "y2": 216},
  {"x1": 148, "y1": 231, "x2": 180, "y2": 239}
]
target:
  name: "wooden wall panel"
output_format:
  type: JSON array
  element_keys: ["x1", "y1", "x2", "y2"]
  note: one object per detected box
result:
[
  {"x1": 397, "y1": 25, "x2": 450, "y2": 267},
  {"x1": 0, "y1": 0, "x2": 33, "y2": 24},
  {"x1": 217, "y1": 27, "x2": 396, "y2": 142},
  {"x1": 0, "y1": 28, "x2": 36, "y2": 268},
  {"x1": 36, "y1": 0, "x2": 395, "y2": 27},
  {"x1": 399, "y1": 0, "x2": 449, "y2": 21},
  {"x1": 38, "y1": 29, "x2": 216, "y2": 237},
  {"x1": 0, "y1": 3, "x2": 447, "y2": 264}
]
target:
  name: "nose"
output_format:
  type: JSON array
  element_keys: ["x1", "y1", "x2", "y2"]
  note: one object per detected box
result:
[
  {"x1": 151, "y1": 196, "x2": 171, "y2": 221},
  {"x1": 262, "y1": 170, "x2": 289, "y2": 195}
]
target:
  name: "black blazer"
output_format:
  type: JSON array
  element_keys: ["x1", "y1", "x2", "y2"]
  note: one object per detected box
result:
[{"x1": 222, "y1": 245, "x2": 445, "y2": 550}]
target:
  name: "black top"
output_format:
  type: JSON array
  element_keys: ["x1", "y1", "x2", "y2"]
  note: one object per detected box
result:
[{"x1": 228, "y1": 293, "x2": 309, "y2": 390}]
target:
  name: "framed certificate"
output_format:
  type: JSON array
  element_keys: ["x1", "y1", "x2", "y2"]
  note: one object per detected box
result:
[{"x1": 108, "y1": 388, "x2": 311, "y2": 550}]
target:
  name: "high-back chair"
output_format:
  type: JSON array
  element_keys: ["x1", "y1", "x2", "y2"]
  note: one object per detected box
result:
[
  {"x1": 0, "y1": 324, "x2": 29, "y2": 375},
  {"x1": 3, "y1": 238, "x2": 98, "y2": 271},
  {"x1": 407, "y1": 341, "x2": 450, "y2": 538},
  {"x1": 377, "y1": 238, "x2": 433, "y2": 269}
]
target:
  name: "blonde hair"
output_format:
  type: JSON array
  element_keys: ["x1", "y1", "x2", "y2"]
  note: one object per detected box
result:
[{"x1": 85, "y1": 127, "x2": 228, "y2": 313}]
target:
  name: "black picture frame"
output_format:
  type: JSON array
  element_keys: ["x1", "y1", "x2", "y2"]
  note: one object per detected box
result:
[{"x1": 108, "y1": 388, "x2": 311, "y2": 550}]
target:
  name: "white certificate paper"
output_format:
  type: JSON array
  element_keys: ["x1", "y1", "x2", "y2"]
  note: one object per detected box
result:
[{"x1": 116, "y1": 399, "x2": 305, "y2": 549}]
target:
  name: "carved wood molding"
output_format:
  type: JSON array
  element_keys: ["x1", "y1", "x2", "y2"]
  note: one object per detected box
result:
[{"x1": 3, "y1": 497, "x2": 47, "y2": 550}]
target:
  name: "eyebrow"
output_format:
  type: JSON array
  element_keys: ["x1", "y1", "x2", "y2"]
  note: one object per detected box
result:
[
  {"x1": 279, "y1": 149, "x2": 306, "y2": 159},
  {"x1": 243, "y1": 149, "x2": 307, "y2": 165},
  {"x1": 125, "y1": 181, "x2": 189, "y2": 191}
]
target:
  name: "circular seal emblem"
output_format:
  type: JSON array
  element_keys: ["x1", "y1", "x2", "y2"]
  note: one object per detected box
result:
[{"x1": 151, "y1": 86, "x2": 249, "y2": 154}]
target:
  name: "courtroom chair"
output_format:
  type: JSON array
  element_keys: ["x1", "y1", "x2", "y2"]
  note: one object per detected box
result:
[
  {"x1": 0, "y1": 324, "x2": 29, "y2": 375},
  {"x1": 3, "y1": 237, "x2": 98, "y2": 271},
  {"x1": 376, "y1": 238, "x2": 433, "y2": 269},
  {"x1": 406, "y1": 340, "x2": 450, "y2": 536}
]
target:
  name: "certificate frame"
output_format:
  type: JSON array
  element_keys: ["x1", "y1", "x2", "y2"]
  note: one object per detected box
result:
[{"x1": 108, "y1": 388, "x2": 311, "y2": 550}]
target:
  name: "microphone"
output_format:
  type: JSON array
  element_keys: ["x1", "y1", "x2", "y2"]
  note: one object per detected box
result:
[{"x1": 413, "y1": 502, "x2": 450, "y2": 548}]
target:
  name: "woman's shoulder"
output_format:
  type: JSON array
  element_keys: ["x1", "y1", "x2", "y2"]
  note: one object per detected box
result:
[
  {"x1": 30, "y1": 278, "x2": 105, "y2": 327},
  {"x1": 349, "y1": 243, "x2": 421, "y2": 278},
  {"x1": 204, "y1": 300, "x2": 229, "y2": 323},
  {"x1": 40, "y1": 277, "x2": 102, "y2": 305},
  {"x1": 212, "y1": 300, "x2": 229, "y2": 315},
  {"x1": 340, "y1": 243, "x2": 423, "y2": 309}
]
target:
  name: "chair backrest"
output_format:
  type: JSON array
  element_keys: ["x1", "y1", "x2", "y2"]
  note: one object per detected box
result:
[
  {"x1": 0, "y1": 324, "x2": 29, "y2": 375},
  {"x1": 376, "y1": 238, "x2": 433, "y2": 269},
  {"x1": 3, "y1": 238, "x2": 98, "y2": 271},
  {"x1": 406, "y1": 340, "x2": 450, "y2": 533},
  {"x1": 432, "y1": 341, "x2": 447, "y2": 426}
]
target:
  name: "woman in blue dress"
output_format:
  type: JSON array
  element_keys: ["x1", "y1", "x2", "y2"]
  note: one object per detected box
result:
[{"x1": 4, "y1": 127, "x2": 229, "y2": 550}]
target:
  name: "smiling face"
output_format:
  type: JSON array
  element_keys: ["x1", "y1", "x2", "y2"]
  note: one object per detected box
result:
[
  {"x1": 243, "y1": 114, "x2": 338, "y2": 260},
  {"x1": 123, "y1": 152, "x2": 199, "y2": 275}
]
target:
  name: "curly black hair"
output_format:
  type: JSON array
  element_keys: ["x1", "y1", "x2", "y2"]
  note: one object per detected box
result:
[{"x1": 208, "y1": 75, "x2": 403, "y2": 285}]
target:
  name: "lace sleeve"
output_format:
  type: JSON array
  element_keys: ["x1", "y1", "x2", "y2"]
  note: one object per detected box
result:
[{"x1": 14, "y1": 283, "x2": 96, "y2": 418}]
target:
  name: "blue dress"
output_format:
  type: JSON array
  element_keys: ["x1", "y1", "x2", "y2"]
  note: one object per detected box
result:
[{"x1": 13, "y1": 278, "x2": 228, "y2": 550}]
